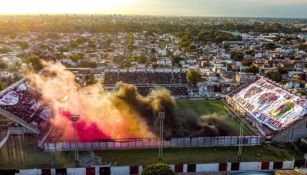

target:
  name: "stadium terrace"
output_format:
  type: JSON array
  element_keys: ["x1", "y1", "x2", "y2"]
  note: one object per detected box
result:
[
  {"x1": 227, "y1": 77, "x2": 307, "y2": 142},
  {"x1": 0, "y1": 79, "x2": 53, "y2": 146}
]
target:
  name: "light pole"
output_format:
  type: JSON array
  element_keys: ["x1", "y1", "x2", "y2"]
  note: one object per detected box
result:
[
  {"x1": 158, "y1": 111, "x2": 165, "y2": 162},
  {"x1": 238, "y1": 118, "x2": 243, "y2": 162},
  {"x1": 70, "y1": 114, "x2": 80, "y2": 167}
]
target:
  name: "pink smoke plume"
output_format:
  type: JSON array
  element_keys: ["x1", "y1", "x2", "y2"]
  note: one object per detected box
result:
[{"x1": 26, "y1": 62, "x2": 155, "y2": 141}]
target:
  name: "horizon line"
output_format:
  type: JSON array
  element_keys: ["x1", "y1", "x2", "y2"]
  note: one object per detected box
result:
[{"x1": 0, "y1": 13, "x2": 306, "y2": 20}]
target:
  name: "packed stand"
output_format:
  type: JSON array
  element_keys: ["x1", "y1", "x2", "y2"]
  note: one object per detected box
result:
[
  {"x1": 0, "y1": 83, "x2": 52, "y2": 126},
  {"x1": 228, "y1": 76, "x2": 260, "y2": 96},
  {"x1": 230, "y1": 77, "x2": 307, "y2": 131},
  {"x1": 104, "y1": 71, "x2": 187, "y2": 85},
  {"x1": 137, "y1": 86, "x2": 189, "y2": 97}
]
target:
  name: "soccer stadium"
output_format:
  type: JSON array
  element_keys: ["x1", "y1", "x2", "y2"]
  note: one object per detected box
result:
[
  {"x1": 1, "y1": 1, "x2": 307, "y2": 174},
  {"x1": 0, "y1": 68, "x2": 306, "y2": 174},
  {"x1": 0, "y1": 67, "x2": 263, "y2": 153},
  {"x1": 0, "y1": 65, "x2": 306, "y2": 153}
]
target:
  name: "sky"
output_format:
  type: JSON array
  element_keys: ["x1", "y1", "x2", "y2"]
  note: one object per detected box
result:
[{"x1": 0, "y1": 0, "x2": 306, "y2": 18}]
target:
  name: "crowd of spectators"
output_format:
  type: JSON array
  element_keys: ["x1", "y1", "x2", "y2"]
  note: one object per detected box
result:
[
  {"x1": 228, "y1": 76, "x2": 260, "y2": 96},
  {"x1": 0, "y1": 83, "x2": 51, "y2": 126},
  {"x1": 104, "y1": 71, "x2": 187, "y2": 85},
  {"x1": 137, "y1": 86, "x2": 189, "y2": 97}
]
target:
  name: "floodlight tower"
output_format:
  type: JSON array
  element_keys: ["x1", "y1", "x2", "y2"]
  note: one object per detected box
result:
[
  {"x1": 70, "y1": 114, "x2": 80, "y2": 167},
  {"x1": 158, "y1": 111, "x2": 165, "y2": 162},
  {"x1": 238, "y1": 118, "x2": 243, "y2": 162}
]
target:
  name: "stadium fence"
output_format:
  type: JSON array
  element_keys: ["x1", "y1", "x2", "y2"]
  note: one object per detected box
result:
[
  {"x1": 43, "y1": 136, "x2": 261, "y2": 152},
  {"x1": 13, "y1": 160, "x2": 304, "y2": 175}
]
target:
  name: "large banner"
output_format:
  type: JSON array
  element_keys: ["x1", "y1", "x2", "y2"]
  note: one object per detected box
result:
[
  {"x1": 232, "y1": 78, "x2": 307, "y2": 131},
  {"x1": 0, "y1": 84, "x2": 27, "y2": 106}
]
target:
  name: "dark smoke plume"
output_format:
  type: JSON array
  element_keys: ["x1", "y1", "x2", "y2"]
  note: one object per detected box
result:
[{"x1": 114, "y1": 82, "x2": 237, "y2": 139}]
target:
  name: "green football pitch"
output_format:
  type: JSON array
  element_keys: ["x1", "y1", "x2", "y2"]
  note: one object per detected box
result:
[{"x1": 176, "y1": 99, "x2": 252, "y2": 135}]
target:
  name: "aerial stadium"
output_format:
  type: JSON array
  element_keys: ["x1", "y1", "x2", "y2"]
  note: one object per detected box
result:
[
  {"x1": 0, "y1": 63, "x2": 305, "y2": 153},
  {"x1": 0, "y1": 63, "x2": 264, "y2": 153}
]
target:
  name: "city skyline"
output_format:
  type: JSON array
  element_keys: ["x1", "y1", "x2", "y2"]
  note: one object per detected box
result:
[{"x1": 0, "y1": 0, "x2": 306, "y2": 18}]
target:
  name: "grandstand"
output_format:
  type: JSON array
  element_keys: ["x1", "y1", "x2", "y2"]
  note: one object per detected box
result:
[
  {"x1": 226, "y1": 77, "x2": 307, "y2": 142},
  {"x1": 103, "y1": 69, "x2": 189, "y2": 98},
  {"x1": 0, "y1": 79, "x2": 53, "y2": 148},
  {"x1": 103, "y1": 69, "x2": 187, "y2": 85},
  {"x1": 137, "y1": 86, "x2": 189, "y2": 97}
]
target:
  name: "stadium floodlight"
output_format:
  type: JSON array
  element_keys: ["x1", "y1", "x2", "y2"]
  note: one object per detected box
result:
[
  {"x1": 238, "y1": 118, "x2": 243, "y2": 162},
  {"x1": 70, "y1": 114, "x2": 80, "y2": 167},
  {"x1": 158, "y1": 111, "x2": 165, "y2": 162}
]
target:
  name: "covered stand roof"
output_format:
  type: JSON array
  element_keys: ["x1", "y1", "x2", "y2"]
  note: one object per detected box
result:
[
  {"x1": 0, "y1": 79, "x2": 52, "y2": 134},
  {"x1": 229, "y1": 77, "x2": 306, "y2": 131}
]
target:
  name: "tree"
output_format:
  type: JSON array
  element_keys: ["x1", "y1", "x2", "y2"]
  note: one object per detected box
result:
[
  {"x1": 0, "y1": 61, "x2": 7, "y2": 69},
  {"x1": 172, "y1": 56, "x2": 185, "y2": 65},
  {"x1": 179, "y1": 40, "x2": 191, "y2": 51},
  {"x1": 293, "y1": 44, "x2": 307, "y2": 52},
  {"x1": 88, "y1": 40, "x2": 96, "y2": 48},
  {"x1": 265, "y1": 71, "x2": 282, "y2": 83},
  {"x1": 198, "y1": 30, "x2": 241, "y2": 43},
  {"x1": 241, "y1": 59, "x2": 252, "y2": 67},
  {"x1": 85, "y1": 75, "x2": 97, "y2": 85},
  {"x1": 8, "y1": 61, "x2": 21, "y2": 72},
  {"x1": 46, "y1": 33, "x2": 60, "y2": 40},
  {"x1": 127, "y1": 33, "x2": 134, "y2": 52},
  {"x1": 151, "y1": 48, "x2": 156, "y2": 54},
  {"x1": 279, "y1": 38, "x2": 287, "y2": 45},
  {"x1": 70, "y1": 41, "x2": 78, "y2": 48},
  {"x1": 245, "y1": 50, "x2": 255, "y2": 56},
  {"x1": 68, "y1": 53, "x2": 84, "y2": 61},
  {"x1": 25, "y1": 55, "x2": 43, "y2": 71},
  {"x1": 0, "y1": 82, "x2": 4, "y2": 91},
  {"x1": 248, "y1": 65, "x2": 259, "y2": 74},
  {"x1": 133, "y1": 55, "x2": 147, "y2": 64},
  {"x1": 0, "y1": 47, "x2": 11, "y2": 54},
  {"x1": 230, "y1": 50, "x2": 244, "y2": 61},
  {"x1": 79, "y1": 61, "x2": 97, "y2": 68},
  {"x1": 264, "y1": 42, "x2": 277, "y2": 50},
  {"x1": 222, "y1": 43, "x2": 230, "y2": 50},
  {"x1": 186, "y1": 69, "x2": 201, "y2": 86},
  {"x1": 14, "y1": 41, "x2": 29, "y2": 49},
  {"x1": 142, "y1": 163, "x2": 174, "y2": 175}
]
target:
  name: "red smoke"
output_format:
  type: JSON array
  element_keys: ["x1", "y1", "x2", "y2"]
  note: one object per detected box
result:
[{"x1": 59, "y1": 108, "x2": 111, "y2": 141}]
